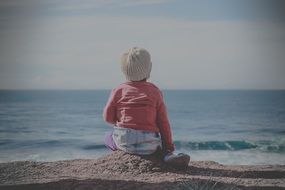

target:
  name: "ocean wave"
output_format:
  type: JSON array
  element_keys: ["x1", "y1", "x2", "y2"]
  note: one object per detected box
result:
[
  {"x1": 0, "y1": 139, "x2": 74, "y2": 149},
  {"x1": 81, "y1": 140, "x2": 285, "y2": 153},
  {"x1": 0, "y1": 139, "x2": 107, "y2": 151},
  {"x1": 1, "y1": 138, "x2": 284, "y2": 153},
  {"x1": 174, "y1": 140, "x2": 285, "y2": 153},
  {"x1": 81, "y1": 144, "x2": 106, "y2": 150}
]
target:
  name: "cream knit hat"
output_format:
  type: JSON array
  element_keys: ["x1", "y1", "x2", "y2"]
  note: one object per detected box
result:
[{"x1": 121, "y1": 47, "x2": 152, "y2": 81}]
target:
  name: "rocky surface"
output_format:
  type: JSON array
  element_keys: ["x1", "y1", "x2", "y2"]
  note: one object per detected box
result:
[{"x1": 0, "y1": 151, "x2": 285, "y2": 190}]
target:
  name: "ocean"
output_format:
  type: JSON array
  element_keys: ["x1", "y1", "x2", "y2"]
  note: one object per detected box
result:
[{"x1": 0, "y1": 90, "x2": 284, "y2": 165}]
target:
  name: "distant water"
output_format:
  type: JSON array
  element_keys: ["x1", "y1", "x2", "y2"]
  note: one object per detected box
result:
[{"x1": 0, "y1": 90, "x2": 285, "y2": 165}]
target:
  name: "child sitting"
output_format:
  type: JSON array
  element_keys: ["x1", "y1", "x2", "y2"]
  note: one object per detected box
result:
[{"x1": 103, "y1": 47, "x2": 190, "y2": 167}]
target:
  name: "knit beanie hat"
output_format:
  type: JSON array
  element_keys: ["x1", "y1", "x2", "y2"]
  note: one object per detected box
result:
[{"x1": 121, "y1": 47, "x2": 152, "y2": 81}]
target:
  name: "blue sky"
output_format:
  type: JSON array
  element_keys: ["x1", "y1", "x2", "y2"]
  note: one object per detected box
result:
[{"x1": 0, "y1": 0, "x2": 285, "y2": 89}]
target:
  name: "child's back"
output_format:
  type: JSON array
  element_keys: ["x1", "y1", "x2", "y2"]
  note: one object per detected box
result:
[
  {"x1": 104, "y1": 80, "x2": 174, "y2": 154},
  {"x1": 104, "y1": 81, "x2": 162, "y2": 131}
]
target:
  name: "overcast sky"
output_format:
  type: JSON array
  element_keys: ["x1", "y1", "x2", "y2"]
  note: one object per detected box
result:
[{"x1": 0, "y1": 0, "x2": 285, "y2": 89}]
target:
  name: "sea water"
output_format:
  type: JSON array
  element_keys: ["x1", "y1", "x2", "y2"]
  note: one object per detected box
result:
[{"x1": 0, "y1": 90, "x2": 284, "y2": 165}]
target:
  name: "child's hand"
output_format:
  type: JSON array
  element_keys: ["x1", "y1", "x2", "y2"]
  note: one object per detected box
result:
[{"x1": 163, "y1": 152, "x2": 190, "y2": 168}]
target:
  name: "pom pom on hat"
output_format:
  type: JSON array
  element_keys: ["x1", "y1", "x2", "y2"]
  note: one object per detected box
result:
[{"x1": 121, "y1": 47, "x2": 152, "y2": 81}]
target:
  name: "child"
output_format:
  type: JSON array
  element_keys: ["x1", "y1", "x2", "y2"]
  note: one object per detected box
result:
[{"x1": 103, "y1": 47, "x2": 190, "y2": 167}]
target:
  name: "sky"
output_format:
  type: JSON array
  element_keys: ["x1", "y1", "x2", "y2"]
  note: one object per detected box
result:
[{"x1": 0, "y1": 0, "x2": 285, "y2": 89}]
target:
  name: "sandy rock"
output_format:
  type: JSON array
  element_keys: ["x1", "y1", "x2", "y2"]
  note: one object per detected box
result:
[{"x1": 0, "y1": 151, "x2": 285, "y2": 190}]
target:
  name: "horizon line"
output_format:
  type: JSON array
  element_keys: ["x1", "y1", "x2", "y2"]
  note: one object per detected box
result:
[{"x1": 0, "y1": 88, "x2": 285, "y2": 91}]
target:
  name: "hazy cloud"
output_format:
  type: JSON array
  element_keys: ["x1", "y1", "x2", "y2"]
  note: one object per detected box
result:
[{"x1": 0, "y1": 1, "x2": 284, "y2": 89}]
